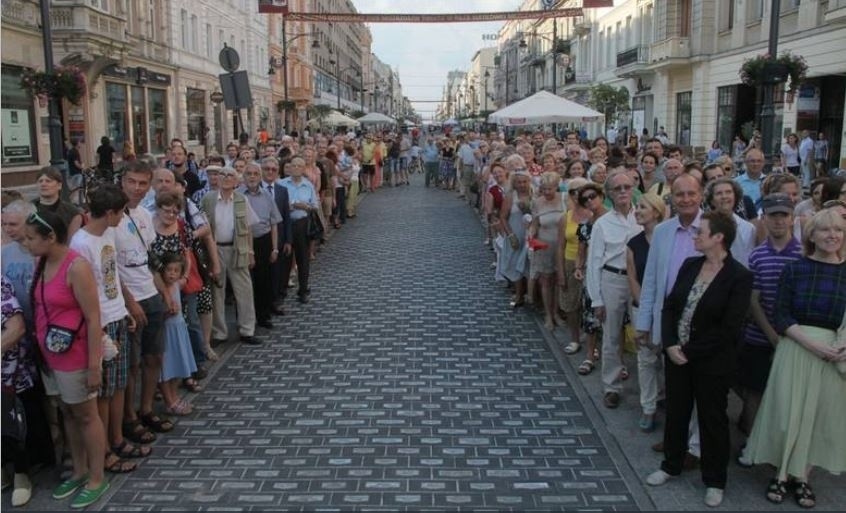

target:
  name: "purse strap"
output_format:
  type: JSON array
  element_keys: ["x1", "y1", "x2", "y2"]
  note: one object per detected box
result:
[
  {"x1": 124, "y1": 208, "x2": 149, "y2": 250},
  {"x1": 38, "y1": 259, "x2": 84, "y2": 333}
]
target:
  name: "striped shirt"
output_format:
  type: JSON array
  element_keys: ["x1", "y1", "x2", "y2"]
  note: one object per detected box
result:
[
  {"x1": 774, "y1": 257, "x2": 846, "y2": 334},
  {"x1": 744, "y1": 237, "x2": 802, "y2": 346}
]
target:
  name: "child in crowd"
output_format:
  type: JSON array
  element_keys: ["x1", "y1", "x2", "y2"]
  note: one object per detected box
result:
[{"x1": 158, "y1": 252, "x2": 197, "y2": 416}]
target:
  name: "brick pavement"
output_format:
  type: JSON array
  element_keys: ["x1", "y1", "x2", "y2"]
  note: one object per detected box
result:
[{"x1": 82, "y1": 178, "x2": 646, "y2": 511}]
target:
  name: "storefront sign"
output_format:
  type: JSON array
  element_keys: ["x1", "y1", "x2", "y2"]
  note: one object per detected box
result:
[
  {"x1": 257, "y1": 0, "x2": 288, "y2": 14},
  {"x1": 1, "y1": 108, "x2": 32, "y2": 163},
  {"x1": 102, "y1": 65, "x2": 171, "y2": 86},
  {"x1": 796, "y1": 84, "x2": 820, "y2": 114}
]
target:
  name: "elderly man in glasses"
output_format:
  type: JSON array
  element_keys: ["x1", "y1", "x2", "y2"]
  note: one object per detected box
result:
[
  {"x1": 201, "y1": 166, "x2": 261, "y2": 346},
  {"x1": 585, "y1": 170, "x2": 642, "y2": 409}
]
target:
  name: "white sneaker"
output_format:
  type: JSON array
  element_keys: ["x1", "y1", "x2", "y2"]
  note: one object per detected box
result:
[
  {"x1": 704, "y1": 487, "x2": 724, "y2": 507},
  {"x1": 646, "y1": 470, "x2": 673, "y2": 486},
  {"x1": 11, "y1": 473, "x2": 32, "y2": 507}
]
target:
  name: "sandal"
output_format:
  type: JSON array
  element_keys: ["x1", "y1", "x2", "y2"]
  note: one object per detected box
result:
[
  {"x1": 563, "y1": 342, "x2": 581, "y2": 355},
  {"x1": 794, "y1": 482, "x2": 816, "y2": 509},
  {"x1": 167, "y1": 399, "x2": 193, "y2": 416},
  {"x1": 182, "y1": 378, "x2": 203, "y2": 393},
  {"x1": 766, "y1": 478, "x2": 789, "y2": 504},
  {"x1": 104, "y1": 452, "x2": 137, "y2": 474},
  {"x1": 578, "y1": 359, "x2": 596, "y2": 375},
  {"x1": 112, "y1": 440, "x2": 152, "y2": 459},
  {"x1": 122, "y1": 419, "x2": 157, "y2": 444},
  {"x1": 139, "y1": 411, "x2": 175, "y2": 433},
  {"x1": 70, "y1": 480, "x2": 110, "y2": 509},
  {"x1": 205, "y1": 347, "x2": 219, "y2": 361}
]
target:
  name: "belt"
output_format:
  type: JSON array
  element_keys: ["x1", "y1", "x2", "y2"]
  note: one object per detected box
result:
[
  {"x1": 602, "y1": 264, "x2": 627, "y2": 276},
  {"x1": 217, "y1": 242, "x2": 234, "y2": 247}
]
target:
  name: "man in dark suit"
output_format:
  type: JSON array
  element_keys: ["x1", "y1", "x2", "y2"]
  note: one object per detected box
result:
[{"x1": 260, "y1": 157, "x2": 293, "y2": 315}]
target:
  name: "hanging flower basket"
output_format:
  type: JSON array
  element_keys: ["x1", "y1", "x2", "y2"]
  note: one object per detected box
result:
[
  {"x1": 20, "y1": 65, "x2": 86, "y2": 105},
  {"x1": 739, "y1": 52, "x2": 807, "y2": 93}
]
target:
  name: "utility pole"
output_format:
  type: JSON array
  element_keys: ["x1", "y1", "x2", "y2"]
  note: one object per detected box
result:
[{"x1": 39, "y1": 0, "x2": 68, "y2": 198}]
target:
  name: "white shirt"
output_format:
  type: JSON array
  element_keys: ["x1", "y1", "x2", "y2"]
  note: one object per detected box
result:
[
  {"x1": 799, "y1": 136, "x2": 814, "y2": 162},
  {"x1": 70, "y1": 227, "x2": 129, "y2": 325},
  {"x1": 213, "y1": 191, "x2": 259, "y2": 244},
  {"x1": 731, "y1": 213, "x2": 757, "y2": 269},
  {"x1": 114, "y1": 205, "x2": 159, "y2": 301},
  {"x1": 585, "y1": 207, "x2": 642, "y2": 308}
]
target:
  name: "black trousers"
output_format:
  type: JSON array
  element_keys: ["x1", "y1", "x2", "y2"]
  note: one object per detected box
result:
[
  {"x1": 333, "y1": 187, "x2": 347, "y2": 223},
  {"x1": 280, "y1": 218, "x2": 310, "y2": 299},
  {"x1": 250, "y1": 233, "x2": 274, "y2": 322},
  {"x1": 661, "y1": 359, "x2": 731, "y2": 489},
  {"x1": 270, "y1": 228, "x2": 284, "y2": 305}
]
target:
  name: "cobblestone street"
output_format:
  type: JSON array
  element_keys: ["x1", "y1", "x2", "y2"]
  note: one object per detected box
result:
[{"x1": 93, "y1": 179, "x2": 643, "y2": 511}]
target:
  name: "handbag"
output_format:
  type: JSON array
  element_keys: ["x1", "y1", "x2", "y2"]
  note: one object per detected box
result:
[
  {"x1": 307, "y1": 210, "x2": 324, "y2": 241},
  {"x1": 39, "y1": 275, "x2": 84, "y2": 354},
  {"x1": 178, "y1": 219, "x2": 205, "y2": 295},
  {"x1": 182, "y1": 206, "x2": 211, "y2": 282},
  {"x1": 1, "y1": 388, "x2": 27, "y2": 445}
]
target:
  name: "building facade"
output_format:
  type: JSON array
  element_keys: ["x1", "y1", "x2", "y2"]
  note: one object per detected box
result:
[{"x1": 486, "y1": 0, "x2": 846, "y2": 165}]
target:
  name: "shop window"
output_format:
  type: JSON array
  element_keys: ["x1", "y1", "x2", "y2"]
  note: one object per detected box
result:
[
  {"x1": 716, "y1": 86, "x2": 736, "y2": 151},
  {"x1": 148, "y1": 88, "x2": 167, "y2": 154},
  {"x1": 1, "y1": 66, "x2": 37, "y2": 166},
  {"x1": 186, "y1": 88, "x2": 206, "y2": 143},
  {"x1": 106, "y1": 82, "x2": 128, "y2": 148},
  {"x1": 676, "y1": 91, "x2": 692, "y2": 146}
]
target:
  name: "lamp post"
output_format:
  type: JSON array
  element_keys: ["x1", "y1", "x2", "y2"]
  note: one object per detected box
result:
[
  {"x1": 483, "y1": 70, "x2": 490, "y2": 114},
  {"x1": 330, "y1": 61, "x2": 361, "y2": 111},
  {"x1": 39, "y1": 0, "x2": 67, "y2": 198},
  {"x1": 275, "y1": 20, "x2": 319, "y2": 133},
  {"x1": 760, "y1": 0, "x2": 783, "y2": 173}
]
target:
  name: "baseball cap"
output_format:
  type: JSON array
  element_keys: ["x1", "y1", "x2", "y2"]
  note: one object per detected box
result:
[{"x1": 761, "y1": 193, "x2": 793, "y2": 215}]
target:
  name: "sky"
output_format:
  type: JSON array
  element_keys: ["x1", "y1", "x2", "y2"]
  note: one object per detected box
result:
[{"x1": 351, "y1": 0, "x2": 522, "y2": 121}]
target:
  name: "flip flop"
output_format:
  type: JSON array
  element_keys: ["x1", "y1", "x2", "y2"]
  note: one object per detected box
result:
[{"x1": 112, "y1": 440, "x2": 152, "y2": 459}]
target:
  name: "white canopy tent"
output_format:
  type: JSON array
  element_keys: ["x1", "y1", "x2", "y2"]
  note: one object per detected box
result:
[
  {"x1": 442, "y1": 118, "x2": 460, "y2": 126},
  {"x1": 308, "y1": 110, "x2": 360, "y2": 128},
  {"x1": 487, "y1": 90, "x2": 603, "y2": 126},
  {"x1": 357, "y1": 112, "x2": 396, "y2": 124}
]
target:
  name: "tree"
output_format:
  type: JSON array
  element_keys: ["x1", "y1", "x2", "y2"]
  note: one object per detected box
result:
[
  {"x1": 588, "y1": 84, "x2": 630, "y2": 126},
  {"x1": 351, "y1": 110, "x2": 366, "y2": 119},
  {"x1": 308, "y1": 104, "x2": 333, "y2": 128}
]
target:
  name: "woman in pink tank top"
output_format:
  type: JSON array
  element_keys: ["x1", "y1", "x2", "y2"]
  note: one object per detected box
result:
[{"x1": 25, "y1": 209, "x2": 111, "y2": 508}]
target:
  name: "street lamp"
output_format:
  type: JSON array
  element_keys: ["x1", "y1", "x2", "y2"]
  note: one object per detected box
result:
[
  {"x1": 330, "y1": 59, "x2": 361, "y2": 111},
  {"x1": 520, "y1": 27, "x2": 567, "y2": 96},
  {"x1": 483, "y1": 70, "x2": 491, "y2": 114},
  {"x1": 270, "y1": 20, "x2": 320, "y2": 133}
]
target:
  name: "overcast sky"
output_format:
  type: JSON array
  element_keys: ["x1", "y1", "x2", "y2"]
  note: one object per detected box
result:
[{"x1": 351, "y1": 0, "x2": 522, "y2": 121}]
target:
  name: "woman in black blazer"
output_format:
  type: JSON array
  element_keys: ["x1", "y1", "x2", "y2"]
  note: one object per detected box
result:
[{"x1": 645, "y1": 211, "x2": 753, "y2": 508}]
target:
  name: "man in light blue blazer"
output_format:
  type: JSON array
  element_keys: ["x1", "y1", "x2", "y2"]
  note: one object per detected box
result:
[{"x1": 635, "y1": 173, "x2": 704, "y2": 466}]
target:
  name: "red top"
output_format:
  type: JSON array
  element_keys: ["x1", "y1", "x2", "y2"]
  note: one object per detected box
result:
[
  {"x1": 488, "y1": 184, "x2": 504, "y2": 211},
  {"x1": 34, "y1": 250, "x2": 89, "y2": 372}
]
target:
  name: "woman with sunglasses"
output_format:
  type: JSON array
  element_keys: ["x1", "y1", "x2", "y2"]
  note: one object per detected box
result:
[
  {"x1": 573, "y1": 183, "x2": 607, "y2": 375},
  {"x1": 24, "y1": 210, "x2": 111, "y2": 509}
]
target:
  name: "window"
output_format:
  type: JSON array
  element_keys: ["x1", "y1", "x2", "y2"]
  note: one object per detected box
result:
[
  {"x1": 680, "y1": 0, "x2": 691, "y2": 37},
  {"x1": 747, "y1": 0, "x2": 763, "y2": 21},
  {"x1": 190, "y1": 15, "x2": 198, "y2": 53},
  {"x1": 148, "y1": 89, "x2": 166, "y2": 154},
  {"x1": 186, "y1": 88, "x2": 206, "y2": 142},
  {"x1": 146, "y1": 0, "x2": 157, "y2": 40},
  {"x1": 1, "y1": 66, "x2": 38, "y2": 166},
  {"x1": 180, "y1": 9, "x2": 189, "y2": 50},
  {"x1": 206, "y1": 24, "x2": 212, "y2": 58},
  {"x1": 106, "y1": 82, "x2": 128, "y2": 147},
  {"x1": 716, "y1": 86, "x2": 735, "y2": 151},
  {"x1": 719, "y1": 0, "x2": 734, "y2": 31},
  {"x1": 676, "y1": 91, "x2": 692, "y2": 146}
]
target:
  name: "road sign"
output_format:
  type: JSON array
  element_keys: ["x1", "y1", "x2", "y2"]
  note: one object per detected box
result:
[
  {"x1": 219, "y1": 45, "x2": 240, "y2": 73},
  {"x1": 219, "y1": 71, "x2": 253, "y2": 110}
]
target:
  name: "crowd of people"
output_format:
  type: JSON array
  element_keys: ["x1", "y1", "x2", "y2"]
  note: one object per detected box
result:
[{"x1": 1, "y1": 125, "x2": 844, "y2": 509}]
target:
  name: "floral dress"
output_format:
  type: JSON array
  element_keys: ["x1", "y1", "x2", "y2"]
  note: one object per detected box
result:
[
  {"x1": 1, "y1": 277, "x2": 37, "y2": 393},
  {"x1": 577, "y1": 222, "x2": 602, "y2": 334}
]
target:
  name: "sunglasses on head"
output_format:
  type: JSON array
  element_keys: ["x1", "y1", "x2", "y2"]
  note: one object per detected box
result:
[{"x1": 27, "y1": 212, "x2": 54, "y2": 233}]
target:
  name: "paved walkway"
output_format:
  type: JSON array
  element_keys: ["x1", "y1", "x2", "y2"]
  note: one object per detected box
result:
[{"x1": 9, "y1": 175, "x2": 840, "y2": 511}]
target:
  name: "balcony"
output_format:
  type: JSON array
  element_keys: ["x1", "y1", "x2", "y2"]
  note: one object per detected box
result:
[
  {"x1": 825, "y1": 0, "x2": 846, "y2": 23},
  {"x1": 615, "y1": 45, "x2": 651, "y2": 78},
  {"x1": 2, "y1": 0, "x2": 40, "y2": 30},
  {"x1": 50, "y1": 3, "x2": 126, "y2": 44},
  {"x1": 649, "y1": 36, "x2": 690, "y2": 69}
]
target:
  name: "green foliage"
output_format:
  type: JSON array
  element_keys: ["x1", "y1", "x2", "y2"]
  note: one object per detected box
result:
[
  {"x1": 588, "y1": 84, "x2": 630, "y2": 124},
  {"x1": 739, "y1": 52, "x2": 808, "y2": 93},
  {"x1": 20, "y1": 65, "x2": 86, "y2": 105},
  {"x1": 351, "y1": 110, "x2": 366, "y2": 119},
  {"x1": 308, "y1": 104, "x2": 333, "y2": 124}
]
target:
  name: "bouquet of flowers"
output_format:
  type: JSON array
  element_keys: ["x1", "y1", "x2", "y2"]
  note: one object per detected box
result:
[{"x1": 20, "y1": 65, "x2": 86, "y2": 105}]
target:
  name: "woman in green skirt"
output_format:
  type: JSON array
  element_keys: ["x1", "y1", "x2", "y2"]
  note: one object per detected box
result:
[{"x1": 744, "y1": 208, "x2": 846, "y2": 509}]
